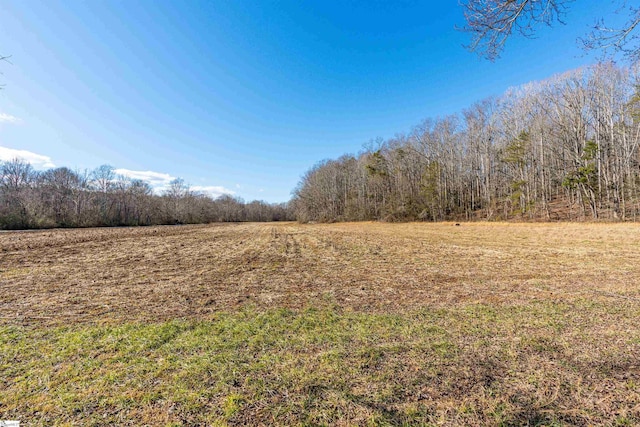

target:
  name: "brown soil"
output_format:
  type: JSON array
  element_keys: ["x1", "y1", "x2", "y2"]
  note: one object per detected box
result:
[{"x1": 2, "y1": 221, "x2": 640, "y2": 325}]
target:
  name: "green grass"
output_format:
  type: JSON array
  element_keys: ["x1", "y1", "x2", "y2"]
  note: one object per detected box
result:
[{"x1": 2, "y1": 301, "x2": 640, "y2": 426}]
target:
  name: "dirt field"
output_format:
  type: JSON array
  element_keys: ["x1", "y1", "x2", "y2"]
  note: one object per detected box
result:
[
  {"x1": 2, "y1": 222, "x2": 640, "y2": 425},
  {"x1": 2, "y1": 221, "x2": 640, "y2": 323}
]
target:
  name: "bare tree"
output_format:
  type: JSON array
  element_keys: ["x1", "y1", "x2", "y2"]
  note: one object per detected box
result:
[
  {"x1": 39, "y1": 167, "x2": 84, "y2": 226},
  {"x1": 163, "y1": 178, "x2": 191, "y2": 223},
  {"x1": 460, "y1": 0, "x2": 569, "y2": 60},
  {"x1": 460, "y1": 0, "x2": 639, "y2": 62},
  {"x1": 90, "y1": 165, "x2": 116, "y2": 224},
  {"x1": 0, "y1": 159, "x2": 34, "y2": 228},
  {"x1": 581, "y1": 3, "x2": 640, "y2": 62}
]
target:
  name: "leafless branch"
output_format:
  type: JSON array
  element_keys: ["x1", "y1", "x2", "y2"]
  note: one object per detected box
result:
[
  {"x1": 0, "y1": 54, "x2": 11, "y2": 89},
  {"x1": 459, "y1": 0, "x2": 571, "y2": 61},
  {"x1": 580, "y1": 5, "x2": 640, "y2": 63}
]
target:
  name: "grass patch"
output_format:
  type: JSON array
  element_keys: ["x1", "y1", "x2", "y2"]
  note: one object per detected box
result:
[{"x1": 2, "y1": 302, "x2": 640, "y2": 426}]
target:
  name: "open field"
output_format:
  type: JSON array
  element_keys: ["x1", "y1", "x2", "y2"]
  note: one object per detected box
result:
[{"x1": 1, "y1": 222, "x2": 640, "y2": 425}]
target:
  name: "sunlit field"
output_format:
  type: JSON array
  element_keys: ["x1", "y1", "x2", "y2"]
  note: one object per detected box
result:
[{"x1": 2, "y1": 222, "x2": 640, "y2": 425}]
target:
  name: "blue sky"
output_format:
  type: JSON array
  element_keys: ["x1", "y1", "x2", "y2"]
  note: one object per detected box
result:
[{"x1": 0, "y1": 0, "x2": 626, "y2": 202}]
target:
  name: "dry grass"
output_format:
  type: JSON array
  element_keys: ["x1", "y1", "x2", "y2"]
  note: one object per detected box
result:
[
  {"x1": 3, "y1": 221, "x2": 640, "y2": 322},
  {"x1": 1, "y1": 222, "x2": 640, "y2": 425}
]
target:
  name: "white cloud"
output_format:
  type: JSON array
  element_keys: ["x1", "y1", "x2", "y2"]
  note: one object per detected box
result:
[
  {"x1": 114, "y1": 168, "x2": 175, "y2": 190},
  {"x1": 191, "y1": 185, "x2": 235, "y2": 198},
  {"x1": 0, "y1": 113, "x2": 21, "y2": 124},
  {"x1": 0, "y1": 146, "x2": 55, "y2": 169},
  {"x1": 114, "y1": 168, "x2": 233, "y2": 198}
]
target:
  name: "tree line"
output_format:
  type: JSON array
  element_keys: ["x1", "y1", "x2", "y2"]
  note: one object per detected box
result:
[
  {"x1": 292, "y1": 62, "x2": 640, "y2": 223},
  {"x1": 0, "y1": 162, "x2": 293, "y2": 229},
  {"x1": 5, "y1": 62, "x2": 640, "y2": 228}
]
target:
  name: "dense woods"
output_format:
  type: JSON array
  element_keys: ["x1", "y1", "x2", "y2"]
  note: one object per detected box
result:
[
  {"x1": 0, "y1": 163, "x2": 293, "y2": 229},
  {"x1": 293, "y1": 63, "x2": 640, "y2": 222}
]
